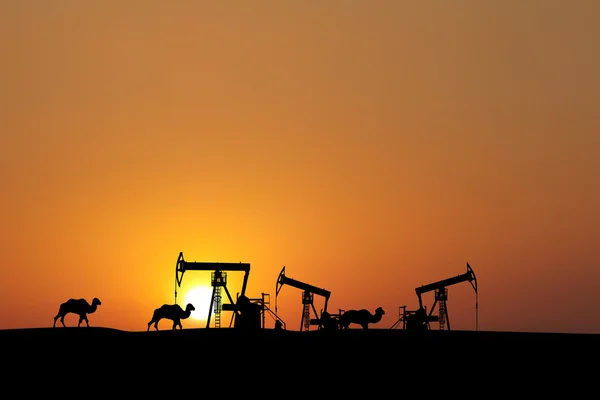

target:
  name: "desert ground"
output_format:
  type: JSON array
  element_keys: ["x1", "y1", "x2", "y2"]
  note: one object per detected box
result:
[{"x1": 2, "y1": 326, "x2": 597, "y2": 394}]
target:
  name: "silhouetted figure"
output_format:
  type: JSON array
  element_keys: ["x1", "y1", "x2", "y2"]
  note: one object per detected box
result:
[
  {"x1": 274, "y1": 320, "x2": 284, "y2": 330},
  {"x1": 339, "y1": 307, "x2": 385, "y2": 329},
  {"x1": 53, "y1": 297, "x2": 102, "y2": 328},
  {"x1": 147, "y1": 303, "x2": 195, "y2": 331},
  {"x1": 233, "y1": 295, "x2": 262, "y2": 330},
  {"x1": 406, "y1": 307, "x2": 428, "y2": 332}
]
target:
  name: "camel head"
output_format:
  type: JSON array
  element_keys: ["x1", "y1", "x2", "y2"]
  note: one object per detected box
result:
[
  {"x1": 375, "y1": 307, "x2": 385, "y2": 316},
  {"x1": 92, "y1": 298, "x2": 102, "y2": 306},
  {"x1": 185, "y1": 303, "x2": 195, "y2": 312}
]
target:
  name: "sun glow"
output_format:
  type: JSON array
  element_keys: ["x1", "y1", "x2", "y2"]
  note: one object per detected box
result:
[{"x1": 184, "y1": 286, "x2": 214, "y2": 321}]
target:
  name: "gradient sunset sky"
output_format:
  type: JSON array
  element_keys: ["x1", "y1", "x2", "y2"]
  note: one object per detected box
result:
[{"x1": 1, "y1": 1, "x2": 598, "y2": 333}]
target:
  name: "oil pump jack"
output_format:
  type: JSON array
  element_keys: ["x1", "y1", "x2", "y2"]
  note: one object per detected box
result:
[
  {"x1": 275, "y1": 266, "x2": 331, "y2": 331},
  {"x1": 174, "y1": 251, "x2": 251, "y2": 328},
  {"x1": 414, "y1": 262, "x2": 478, "y2": 331}
]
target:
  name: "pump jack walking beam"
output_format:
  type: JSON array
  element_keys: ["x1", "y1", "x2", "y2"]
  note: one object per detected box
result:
[{"x1": 175, "y1": 251, "x2": 251, "y2": 328}]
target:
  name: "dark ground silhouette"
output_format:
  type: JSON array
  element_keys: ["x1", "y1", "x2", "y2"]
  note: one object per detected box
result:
[{"x1": 1, "y1": 326, "x2": 597, "y2": 394}]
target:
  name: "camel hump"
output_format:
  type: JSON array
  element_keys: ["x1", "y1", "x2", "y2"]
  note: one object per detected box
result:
[
  {"x1": 339, "y1": 309, "x2": 358, "y2": 321},
  {"x1": 64, "y1": 298, "x2": 86, "y2": 306},
  {"x1": 343, "y1": 309, "x2": 364, "y2": 316},
  {"x1": 158, "y1": 304, "x2": 183, "y2": 313}
]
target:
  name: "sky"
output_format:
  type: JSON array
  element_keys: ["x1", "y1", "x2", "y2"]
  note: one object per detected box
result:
[{"x1": 1, "y1": 1, "x2": 599, "y2": 334}]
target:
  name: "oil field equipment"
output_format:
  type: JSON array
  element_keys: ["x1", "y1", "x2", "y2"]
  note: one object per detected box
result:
[
  {"x1": 275, "y1": 266, "x2": 331, "y2": 331},
  {"x1": 392, "y1": 262, "x2": 478, "y2": 331},
  {"x1": 222, "y1": 292, "x2": 286, "y2": 330},
  {"x1": 415, "y1": 262, "x2": 478, "y2": 331},
  {"x1": 174, "y1": 251, "x2": 251, "y2": 328}
]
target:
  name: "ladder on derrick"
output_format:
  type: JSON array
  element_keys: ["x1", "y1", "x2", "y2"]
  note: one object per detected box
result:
[
  {"x1": 211, "y1": 271, "x2": 226, "y2": 328},
  {"x1": 435, "y1": 287, "x2": 448, "y2": 330}
]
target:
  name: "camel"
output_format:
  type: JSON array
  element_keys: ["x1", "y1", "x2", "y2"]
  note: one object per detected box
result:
[
  {"x1": 338, "y1": 307, "x2": 385, "y2": 329},
  {"x1": 147, "y1": 303, "x2": 195, "y2": 331},
  {"x1": 53, "y1": 297, "x2": 102, "y2": 328}
]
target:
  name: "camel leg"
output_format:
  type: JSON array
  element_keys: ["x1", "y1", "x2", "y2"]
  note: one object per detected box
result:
[
  {"x1": 148, "y1": 317, "x2": 160, "y2": 331},
  {"x1": 54, "y1": 305, "x2": 65, "y2": 328},
  {"x1": 77, "y1": 314, "x2": 89, "y2": 327},
  {"x1": 172, "y1": 319, "x2": 182, "y2": 330},
  {"x1": 60, "y1": 316, "x2": 66, "y2": 327}
]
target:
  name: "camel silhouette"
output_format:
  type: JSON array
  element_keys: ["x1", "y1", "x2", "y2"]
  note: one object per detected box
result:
[
  {"x1": 338, "y1": 307, "x2": 385, "y2": 329},
  {"x1": 53, "y1": 297, "x2": 102, "y2": 328},
  {"x1": 148, "y1": 303, "x2": 195, "y2": 331}
]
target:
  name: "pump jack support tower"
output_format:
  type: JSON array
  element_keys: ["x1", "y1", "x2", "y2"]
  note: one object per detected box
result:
[
  {"x1": 175, "y1": 251, "x2": 251, "y2": 329},
  {"x1": 275, "y1": 266, "x2": 331, "y2": 331},
  {"x1": 415, "y1": 262, "x2": 478, "y2": 331}
]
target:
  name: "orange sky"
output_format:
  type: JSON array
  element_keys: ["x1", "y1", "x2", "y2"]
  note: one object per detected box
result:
[{"x1": 1, "y1": 1, "x2": 599, "y2": 333}]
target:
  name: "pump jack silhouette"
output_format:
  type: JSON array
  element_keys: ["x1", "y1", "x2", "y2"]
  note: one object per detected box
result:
[
  {"x1": 174, "y1": 252, "x2": 251, "y2": 328},
  {"x1": 392, "y1": 262, "x2": 478, "y2": 331},
  {"x1": 275, "y1": 266, "x2": 331, "y2": 331}
]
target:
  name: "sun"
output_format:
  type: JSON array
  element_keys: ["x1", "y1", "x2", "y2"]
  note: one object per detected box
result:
[{"x1": 184, "y1": 286, "x2": 214, "y2": 321}]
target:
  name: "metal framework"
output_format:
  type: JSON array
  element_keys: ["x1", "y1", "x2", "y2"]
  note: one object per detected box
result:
[
  {"x1": 222, "y1": 292, "x2": 287, "y2": 329},
  {"x1": 275, "y1": 266, "x2": 331, "y2": 331},
  {"x1": 414, "y1": 262, "x2": 478, "y2": 331},
  {"x1": 174, "y1": 251, "x2": 250, "y2": 328}
]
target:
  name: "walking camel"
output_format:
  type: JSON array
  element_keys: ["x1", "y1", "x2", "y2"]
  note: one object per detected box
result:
[
  {"x1": 53, "y1": 297, "x2": 102, "y2": 328},
  {"x1": 338, "y1": 307, "x2": 385, "y2": 329},
  {"x1": 148, "y1": 303, "x2": 195, "y2": 331}
]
